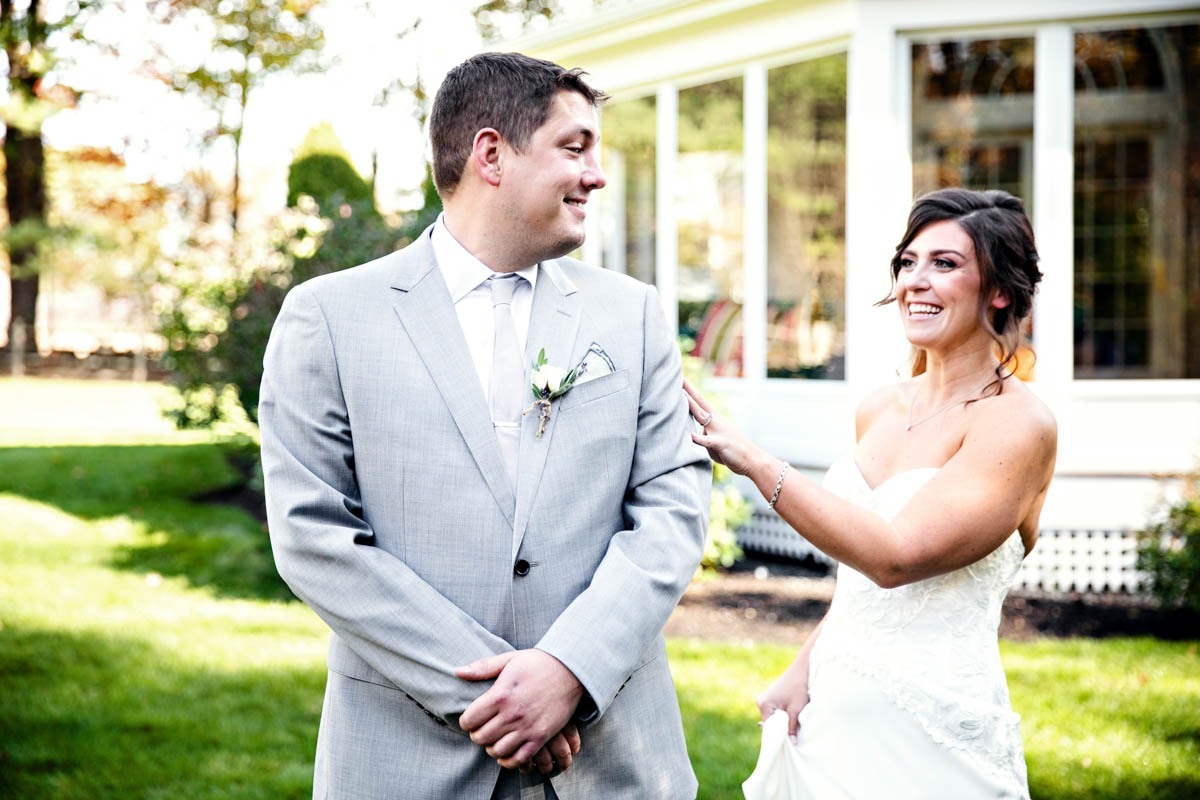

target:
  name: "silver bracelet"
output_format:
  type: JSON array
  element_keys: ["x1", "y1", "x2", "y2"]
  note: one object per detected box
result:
[{"x1": 768, "y1": 461, "x2": 790, "y2": 510}]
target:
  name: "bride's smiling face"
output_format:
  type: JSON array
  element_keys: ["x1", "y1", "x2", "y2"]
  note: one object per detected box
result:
[{"x1": 894, "y1": 220, "x2": 995, "y2": 352}]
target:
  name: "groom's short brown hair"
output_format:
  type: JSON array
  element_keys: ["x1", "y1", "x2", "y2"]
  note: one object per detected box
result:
[{"x1": 429, "y1": 51, "x2": 607, "y2": 197}]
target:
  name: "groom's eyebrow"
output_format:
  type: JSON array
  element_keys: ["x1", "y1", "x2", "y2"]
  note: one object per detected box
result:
[{"x1": 563, "y1": 126, "x2": 596, "y2": 143}]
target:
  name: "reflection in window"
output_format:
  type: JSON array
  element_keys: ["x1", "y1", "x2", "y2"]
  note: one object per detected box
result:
[
  {"x1": 911, "y1": 38, "x2": 1035, "y2": 198},
  {"x1": 677, "y1": 76, "x2": 744, "y2": 376},
  {"x1": 1073, "y1": 24, "x2": 1200, "y2": 379},
  {"x1": 766, "y1": 55, "x2": 847, "y2": 379},
  {"x1": 599, "y1": 97, "x2": 656, "y2": 285}
]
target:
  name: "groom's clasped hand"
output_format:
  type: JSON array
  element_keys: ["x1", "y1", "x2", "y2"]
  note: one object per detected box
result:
[{"x1": 456, "y1": 649, "x2": 583, "y2": 774}]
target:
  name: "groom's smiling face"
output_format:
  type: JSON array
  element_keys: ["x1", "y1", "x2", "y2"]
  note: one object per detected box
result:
[{"x1": 496, "y1": 90, "x2": 607, "y2": 263}]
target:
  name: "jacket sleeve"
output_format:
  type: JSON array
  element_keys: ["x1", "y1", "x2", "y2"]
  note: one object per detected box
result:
[{"x1": 534, "y1": 283, "x2": 711, "y2": 716}]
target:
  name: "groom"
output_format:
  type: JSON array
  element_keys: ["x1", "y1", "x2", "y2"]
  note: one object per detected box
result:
[{"x1": 259, "y1": 51, "x2": 709, "y2": 799}]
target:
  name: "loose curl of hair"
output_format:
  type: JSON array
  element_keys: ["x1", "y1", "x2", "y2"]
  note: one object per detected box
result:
[{"x1": 878, "y1": 188, "x2": 1042, "y2": 396}]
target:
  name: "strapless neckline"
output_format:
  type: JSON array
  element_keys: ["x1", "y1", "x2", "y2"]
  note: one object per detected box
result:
[{"x1": 833, "y1": 454, "x2": 939, "y2": 493}]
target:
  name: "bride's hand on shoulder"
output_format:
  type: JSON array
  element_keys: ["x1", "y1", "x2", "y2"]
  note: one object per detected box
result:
[
  {"x1": 682, "y1": 378, "x2": 764, "y2": 476},
  {"x1": 756, "y1": 661, "x2": 810, "y2": 739}
]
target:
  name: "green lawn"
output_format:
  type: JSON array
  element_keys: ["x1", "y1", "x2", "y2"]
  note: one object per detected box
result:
[{"x1": 1, "y1": 378, "x2": 1197, "y2": 798}]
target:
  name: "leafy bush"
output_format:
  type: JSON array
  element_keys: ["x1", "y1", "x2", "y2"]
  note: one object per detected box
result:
[
  {"x1": 1137, "y1": 483, "x2": 1200, "y2": 612},
  {"x1": 286, "y1": 122, "x2": 374, "y2": 211},
  {"x1": 705, "y1": 462, "x2": 750, "y2": 570},
  {"x1": 157, "y1": 196, "x2": 405, "y2": 429},
  {"x1": 680, "y1": 339, "x2": 751, "y2": 573}
]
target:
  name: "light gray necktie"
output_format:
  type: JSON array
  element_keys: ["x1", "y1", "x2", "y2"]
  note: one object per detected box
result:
[{"x1": 489, "y1": 274, "x2": 525, "y2": 489}]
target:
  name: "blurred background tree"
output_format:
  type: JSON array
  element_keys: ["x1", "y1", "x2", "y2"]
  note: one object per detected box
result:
[
  {"x1": 157, "y1": 124, "x2": 406, "y2": 431},
  {"x1": 1, "y1": 0, "x2": 101, "y2": 356},
  {"x1": 154, "y1": 0, "x2": 325, "y2": 235}
]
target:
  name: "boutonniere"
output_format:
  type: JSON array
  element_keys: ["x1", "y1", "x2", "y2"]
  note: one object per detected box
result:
[{"x1": 525, "y1": 348, "x2": 586, "y2": 438}]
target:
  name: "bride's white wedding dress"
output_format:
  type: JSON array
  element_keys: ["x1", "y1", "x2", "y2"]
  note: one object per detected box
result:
[{"x1": 789, "y1": 455, "x2": 1030, "y2": 799}]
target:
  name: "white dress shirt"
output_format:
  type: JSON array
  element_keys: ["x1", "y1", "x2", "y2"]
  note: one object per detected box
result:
[{"x1": 430, "y1": 214, "x2": 538, "y2": 404}]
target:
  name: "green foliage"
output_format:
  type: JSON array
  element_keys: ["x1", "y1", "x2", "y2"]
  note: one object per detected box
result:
[
  {"x1": 169, "y1": 0, "x2": 325, "y2": 128},
  {"x1": 681, "y1": 339, "x2": 751, "y2": 573},
  {"x1": 157, "y1": 197, "x2": 404, "y2": 428},
  {"x1": 286, "y1": 122, "x2": 374, "y2": 210},
  {"x1": 287, "y1": 154, "x2": 373, "y2": 210},
  {"x1": 705, "y1": 463, "x2": 750, "y2": 570},
  {"x1": 1138, "y1": 484, "x2": 1200, "y2": 612},
  {"x1": 679, "y1": 75, "x2": 744, "y2": 153},
  {"x1": 407, "y1": 166, "x2": 443, "y2": 236},
  {"x1": 0, "y1": 218, "x2": 81, "y2": 277},
  {"x1": 164, "y1": 0, "x2": 325, "y2": 229},
  {"x1": 473, "y1": 0, "x2": 562, "y2": 41}
]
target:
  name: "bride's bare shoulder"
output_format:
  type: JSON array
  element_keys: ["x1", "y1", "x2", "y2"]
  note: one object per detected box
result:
[
  {"x1": 994, "y1": 378, "x2": 1058, "y2": 435},
  {"x1": 973, "y1": 378, "x2": 1058, "y2": 464},
  {"x1": 855, "y1": 382, "x2": 910, "y2": 439}
]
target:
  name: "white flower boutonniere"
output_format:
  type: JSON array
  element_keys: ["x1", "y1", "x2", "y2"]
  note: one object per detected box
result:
[{"x1": 525, "y1": 348, "x2": 586, "y2": 438}]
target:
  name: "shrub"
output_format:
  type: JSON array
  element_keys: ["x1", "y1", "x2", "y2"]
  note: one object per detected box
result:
[
  {"x1": 1137, "y1": 482, "x2": 1200, "y2": 612},
  {"x1": 286, "y1": 122, "x2": 374, "y2": 211},
  {"x1": 705, "y1": 462, "x2": 750, "y2": 570},
  {"x1": 157, "y1": 196, "x2": 406, "y2": 429},
  {"x1": 680, "y1": 339, "x2": 752, "y2": 573}
]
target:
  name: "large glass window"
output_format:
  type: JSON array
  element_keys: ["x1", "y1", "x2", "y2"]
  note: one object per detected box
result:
[
  {"x1": 677, "y1": 76, "x2": 744, "y2": 376},
  {"x1": 766, "y1": 54, "x2": 847, "y2": 380},
  {"x1": 1073, "y1": 24, "x2": 1200, "y2": 379},
  {"x1": 599, "y1": 96, "x2": 656, "y2": 286}
]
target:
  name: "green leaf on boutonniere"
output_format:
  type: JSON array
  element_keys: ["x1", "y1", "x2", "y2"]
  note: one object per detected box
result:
[{"x1": 524, "y1": 347, "x2": 587, "y2": 437}]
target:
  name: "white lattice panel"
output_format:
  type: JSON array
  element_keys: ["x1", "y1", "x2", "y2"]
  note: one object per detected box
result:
[
  {"x1": 738, "y1": 513, "x2": 1147, "y2": 594},
  {"x1": 738, "y1": 510, "x2": 834, "y2": 565},
  {"x1": 1014, "y1": 529, "x2": 1145, "y2": 593}
]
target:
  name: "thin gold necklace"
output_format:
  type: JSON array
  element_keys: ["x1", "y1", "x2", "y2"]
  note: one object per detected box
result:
[{"x1": 906, "y1": 377, "x2": 994, "y2": 431}]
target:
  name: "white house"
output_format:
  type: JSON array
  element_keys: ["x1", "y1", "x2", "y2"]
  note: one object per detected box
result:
[{"x1": 511, "y1": 0, "x2": 1200, "y2": 592}]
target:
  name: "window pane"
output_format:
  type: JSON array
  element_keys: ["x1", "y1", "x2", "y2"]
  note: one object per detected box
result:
[
  {"x1": 678, "y1": 76, "x2": 744, "y2": 377},
  {"x1": 1073, "y1": 24, "x2": 1200, "y2": 379},
  {"x1": 765, "y1": 54, "x2": 847, "y2": 380},
  {"x1": 599, "y1": 96, "x2": 656, "y2": 285},
  {"x1": 911, "y1": 38, "x2": 1035, "y2": 198}
]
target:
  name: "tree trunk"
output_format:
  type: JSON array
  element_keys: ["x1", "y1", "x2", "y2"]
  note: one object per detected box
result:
[{"x1": 3, "y1": 125, "x2": 47, "y2": 354}]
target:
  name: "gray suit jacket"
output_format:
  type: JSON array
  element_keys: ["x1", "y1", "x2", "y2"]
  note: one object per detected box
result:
[{"x1": 260, "y1": 229, "x2": 710, "y2": 799}]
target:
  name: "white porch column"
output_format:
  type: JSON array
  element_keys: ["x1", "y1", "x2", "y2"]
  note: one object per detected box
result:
[
  {"x1": 844, "y1": 10, "x2": 911, "y2": 402},
  {"x1": 742, "y1": 62, "x2": 768, "y2": 382},
  {"x1": 1032, "y1": 24, "x2": 1075, "y2": 401},
  {"x1": 655, "y1": 83, "x2": 679, "y2": 330}
]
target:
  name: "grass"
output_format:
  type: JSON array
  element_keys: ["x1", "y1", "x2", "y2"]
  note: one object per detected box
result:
[{"x1": 1, "y1": 378, "x2": 1198, "y2": 798}]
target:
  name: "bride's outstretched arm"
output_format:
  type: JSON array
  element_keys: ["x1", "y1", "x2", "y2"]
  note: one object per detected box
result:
[
  {"x1": 682, "y1": 379, "x2": 1056, "y2": 588},
  {"x1": 757, "y1": 615, "x2": 826, "y2": 737}
]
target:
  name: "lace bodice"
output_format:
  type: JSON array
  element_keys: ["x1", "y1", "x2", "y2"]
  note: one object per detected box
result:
[{"x1": 808, "y1": 454, "x2": 1028, "y2": 792}]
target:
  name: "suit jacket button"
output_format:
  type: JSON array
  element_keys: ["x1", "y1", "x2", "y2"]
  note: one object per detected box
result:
[{"x1": 513, "y1": 559, "x2": 531, "y2": 577}]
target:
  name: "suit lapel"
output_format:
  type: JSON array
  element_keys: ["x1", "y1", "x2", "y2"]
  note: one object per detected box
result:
[
  {"x1": 513, "y1": 258, "x2": 582, "y2": 553},
  {"x1": 388, "y1": 237, "x2": 516, "y2": 527}
]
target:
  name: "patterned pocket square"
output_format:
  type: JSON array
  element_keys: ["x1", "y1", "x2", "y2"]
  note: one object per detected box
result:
[{"x1": 575, "y1": 342, "x2": 615, "y2": 385}]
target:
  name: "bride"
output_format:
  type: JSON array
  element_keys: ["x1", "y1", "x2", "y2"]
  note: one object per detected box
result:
[{"x1": 686, "y1": 188, "x2": 1057, "y2": 799}]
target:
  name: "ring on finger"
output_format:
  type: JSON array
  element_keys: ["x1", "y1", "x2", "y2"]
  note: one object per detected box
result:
[{"x1": 699, "y1": 411, "x2": 713, "y2": 427}]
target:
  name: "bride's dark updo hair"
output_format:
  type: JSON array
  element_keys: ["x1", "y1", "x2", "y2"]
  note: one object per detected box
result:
[{"x1": 879, "y1": 188, "x2": 1042, "y2": 393}]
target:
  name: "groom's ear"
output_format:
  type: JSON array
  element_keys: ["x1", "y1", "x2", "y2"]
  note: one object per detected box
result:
[{"x1": 471, "y1": 128, "x2": 504, "y2": 188}]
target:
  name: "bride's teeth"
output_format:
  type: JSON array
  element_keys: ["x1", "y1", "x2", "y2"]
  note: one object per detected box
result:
[{"x1": 909, "y1": 303, "x2": 941, "y2": 315}]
